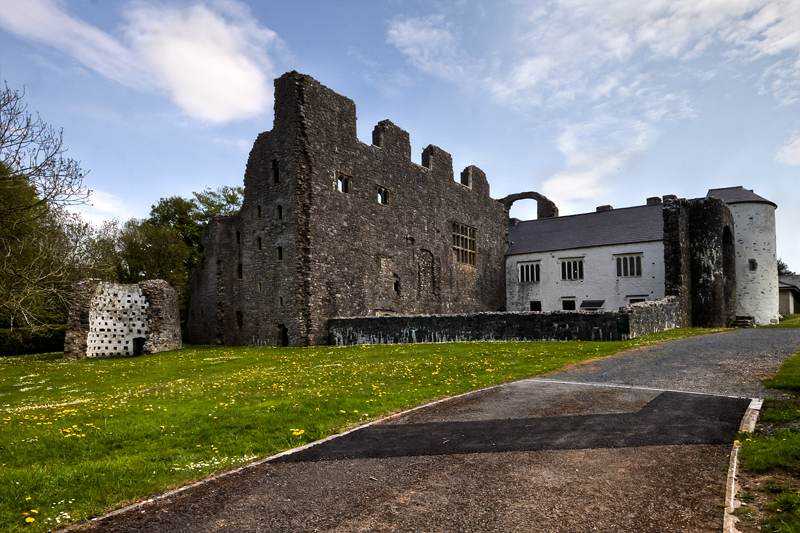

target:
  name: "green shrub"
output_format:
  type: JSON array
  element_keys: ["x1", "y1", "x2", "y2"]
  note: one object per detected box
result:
[{"x1": 0, "y1": 326, "x2": 65, "y2": 356}]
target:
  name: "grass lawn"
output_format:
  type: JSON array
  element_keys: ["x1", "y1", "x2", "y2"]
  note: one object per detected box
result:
[
  {"x1": 738, "y1": 336, "x2": 800, "y2": 532},
  {"x1": 1, "y1": 328, "x2": 717, "y2": 532},
  {"x1": 762, "y1": 314, "x2": 800, "y2": 329}
]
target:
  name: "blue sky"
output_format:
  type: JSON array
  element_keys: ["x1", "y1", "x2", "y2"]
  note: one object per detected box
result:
[{"x1": 1, "y1": 0, "x2": 799, "y2": 270}]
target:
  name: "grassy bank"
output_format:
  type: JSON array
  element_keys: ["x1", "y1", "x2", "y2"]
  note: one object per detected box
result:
[
  {"x1": 737, "y1": 344, "x2": 800, "y2": 532},
  {"x1": 1, "y1": 328, "x2": 715, "y2": 532}
]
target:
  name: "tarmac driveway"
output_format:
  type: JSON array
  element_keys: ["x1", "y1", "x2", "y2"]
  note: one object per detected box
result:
[{"x1": 79, "y1": 329, "x2": 800, "y2": 533}]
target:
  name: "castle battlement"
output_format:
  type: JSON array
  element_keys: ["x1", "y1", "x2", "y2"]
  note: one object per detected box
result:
[{"x1": 188, "y1": 72, "x2": 510, "y2": 347}]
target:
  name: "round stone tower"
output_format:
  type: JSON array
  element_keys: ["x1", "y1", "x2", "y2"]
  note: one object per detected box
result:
[{"x1": 708, "y1": 187, "x2": 779, "y2": 326}]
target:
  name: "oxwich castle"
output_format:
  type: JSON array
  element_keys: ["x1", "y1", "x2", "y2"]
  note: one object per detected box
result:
[{"x1": 186, "y1": 72, "x2": 779, "y2": 347}]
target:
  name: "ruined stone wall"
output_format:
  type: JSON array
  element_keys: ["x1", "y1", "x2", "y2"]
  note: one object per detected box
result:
[
  {"x1": 663, "y1": 199, "x2": 692, "y2": 327},
  {"x1": 688, "y1": 197, "x2": 736, "y2": 327},
  {"x1": 188, "y1": 72, "x2": 509, "y2": 347},
  {"x1": 662, "y1": 198, "x2": 736, "y2": 328},
  {"x1": 329, "y1": 311, "x2": 624, "y2": 345},
  {"x1": 65, "y1": 280, "x2": 181, "y2": 359}
]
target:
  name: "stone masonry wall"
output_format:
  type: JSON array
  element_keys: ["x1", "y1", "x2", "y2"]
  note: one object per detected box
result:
[
  {"x1": 662, "y1": 197, "x2": 736, "y2": 328},
  {"x1": 329, "y1": 295, "x2": 685, "y2": 346},
  {"x1": 622, "y1": 296, "x2": 686, "y2": 337},
  {"x1": 188, "y1": 72, "x2": 509, "y2": 347},
  {"x1": 329, "y1": 311, "x2": 625, "y2": 345},
  {"x1": 64, "y1": 279, "x2": 182, "y2": 359}
]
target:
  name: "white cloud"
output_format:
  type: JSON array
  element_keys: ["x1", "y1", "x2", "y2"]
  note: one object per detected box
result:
[
  {"x1": 0, "y1": 0, "x2": 283, "y2": 123},
  {"x1": 387, "y1": 1, "x2": 799, "y2": 210},
  {"x1": 124, "y1": 2, "x2": 280, "y2": 123},
  {"x1": 213, "y1": 137, "x2": 252, "y2": 152},
  {"x1": 775, "y1": 132, "x2": 800, "y2": 165},
  {"x1": 540, "y1": 116, "x2": 656, "y2": 211},
  {"x1": 67, "y1": 189, "x2": 134, "y2": 226},
  {"x1": 387, "y1": 15, "x2": 478, "y2": 81},
  {"x1": 0, "y1": 0, "x2": 149, "y2": 88}
]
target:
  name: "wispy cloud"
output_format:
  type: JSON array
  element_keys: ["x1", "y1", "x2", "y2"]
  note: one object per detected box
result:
[
  {"x1": 125, "y1": 1, "x2": 281, "y2": 122},
  {"x1": 775, "y1": 132, "x2": 800, "y2": 165},
  {"x1": 0, "y1": 0, "x2": 284, "y2": 123},
  {"x1": 0, "y1": 0, "x2": 148, "y2": 89},
  {"x1": 67, "y1": 189, "x2": 135, "y2": 226},
  {"x1": 387, "y1": 14, "x2": 480, "y2": 81},
  {"x1": 387, "y1": 1, "x2": 800, "y2": 208}
]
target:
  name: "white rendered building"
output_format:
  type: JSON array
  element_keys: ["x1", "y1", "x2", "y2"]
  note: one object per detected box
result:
[
  {"x1": 506, "y1": 187, "x2": 779, "y2": 325},
  {"x1": 506, "y1": 201, "x2": 666, "y2": 313}
]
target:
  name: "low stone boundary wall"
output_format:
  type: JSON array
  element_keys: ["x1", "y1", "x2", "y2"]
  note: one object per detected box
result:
[
  {"x1": 328, "y1": 296, "x2": 685, "y2": 346},
  {"x1": 623, "y1": 296, "x2": 686, "y2": 337},
  {"x1": 329, "y1": 311, "x2": 624, "y2": 346}
]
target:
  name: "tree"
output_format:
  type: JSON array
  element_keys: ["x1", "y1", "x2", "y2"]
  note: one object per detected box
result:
[
  {"x1": 0, "y1": 82, "x2": 89, "y2": 213},
  {"x1": 98, "y1": 219, "x2": 192, "y2": 290},
  {"x1": 145, "y1": 186, "x2": 243, "y2": 329},
  {"x1": 1, "y1": 81, "x2": 93, "y2": 332},
  {"x1": 147, "y1": 185, "x2": 243, "y2": 268},
  {"x1": 778, "y1": 259, "x2": 796, "y2": 276}
]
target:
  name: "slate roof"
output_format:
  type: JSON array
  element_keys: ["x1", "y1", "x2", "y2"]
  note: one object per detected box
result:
[
  {"x1": 780, "y1": 275, "x2": 800, "y2": 291},
  {"x1": 506, "y1": 204, "x2": 664, "y2": 256},
  {"x1": 707, "y1": 186, "x2": 777, "y2": 207}
]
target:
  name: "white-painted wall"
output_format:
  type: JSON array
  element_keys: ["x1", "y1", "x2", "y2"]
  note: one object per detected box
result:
[
  {"x1": 728, "y1": 203, "x2": 780, "y2": 325},
  {"x1": 86, "y1": 283, "x2": 151, "y2": 357},
  {"x1": 506, "y1": 241, "x2": 665, "y2": 312}
]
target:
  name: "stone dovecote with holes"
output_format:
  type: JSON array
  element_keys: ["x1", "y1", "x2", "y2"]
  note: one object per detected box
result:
[
  {"x1": 186, "y1": 72, "x2": 510, "y2": 347},
  {"x1": 64, "y1": 279, "x2": 182, "y2": 359}
]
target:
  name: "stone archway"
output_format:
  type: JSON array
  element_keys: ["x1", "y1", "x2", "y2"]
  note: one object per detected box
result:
[{"x1": 498, "y1": 192, "x2": 559, "y2": 219}]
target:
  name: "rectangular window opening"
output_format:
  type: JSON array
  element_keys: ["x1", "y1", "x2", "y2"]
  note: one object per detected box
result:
[
  {"x1": 616, "y1": 254, "x2": 643, "y2": 277},
  {"x1": 518, "y1": 262, "x2": 540, "y2": 283},
  {"x1": 560, "y1": 259, "x2": 584, "y2": 280},
  {"x1": 337, "y1": 174, "x2": 352, "y2": 193},
  {"x1": 270, "y1": 160, "x2": 279, "y2": 185},
  {"x1": 452, "y1": 222, "x2": 476, "y2": 266}
]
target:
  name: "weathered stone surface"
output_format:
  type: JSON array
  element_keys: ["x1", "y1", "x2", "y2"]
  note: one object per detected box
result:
[
  {"x1": 187, "y1": 72, "x2": 509, "y2": 347},
  {"x1": 622, "y1": 296, "x2": 685, "y2": 337},
  {"x1": 330, "y1": 294, "x2": 687, "y2": 345},
  {"x1": 329, "y1": 311, "x2": 624, "y2": 345},
  {"x1": 64, "y1": 279, "x2": 181, "y2": 359},
  {"x1": 663, "y1": 198, "x2": 736, "y2": 328}
]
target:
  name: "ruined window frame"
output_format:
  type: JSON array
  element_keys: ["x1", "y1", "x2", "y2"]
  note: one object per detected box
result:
[
  {"x1": 269, "y1": 159, "x2": 280, "y2": 185},
  {"x1": 452, "y1": 222, "x2": 476, "y2": 266},
  {"x1": 377, "y1": 186, "x2": 389, "y2": 205},
  {"x1": 337, "y1": 173, "x2": 352, "y2": 194},
  {"x1": 518, "y1": 261, "x2": 540, "y2": 283},
  {"x1": 560, "y1": 258, "x2": 584, "y2": 280},
  {"x1": 276, "y1": 246, "x2": 283, "y2": 261},
  {"x1": 530, "y1": 301, "x2": 542, "y2": 312},
  {"x1": 275, "y1": 204, "x2": 283, "y2": 220}
]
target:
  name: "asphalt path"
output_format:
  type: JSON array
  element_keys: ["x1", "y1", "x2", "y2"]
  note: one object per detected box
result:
[{"x1": 79, "y1": 328, "x2": 800, "y2": 533}]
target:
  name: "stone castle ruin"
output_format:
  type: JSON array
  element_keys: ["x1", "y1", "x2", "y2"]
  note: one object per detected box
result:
[
  {"x1": 186, "y1": 71, "x2": 779, "y2": 348},
  {"x1": 187, "y1": 71, "x2": 517, "y2": 347},
  {"x1": 64, "y1": 279, "x2": 182, "y2": 359}
]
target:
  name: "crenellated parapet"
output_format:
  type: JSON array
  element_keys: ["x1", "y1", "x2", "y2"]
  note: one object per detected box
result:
[{"x1": 187, "y1": 71, "x2": 509, "y2": 347}]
